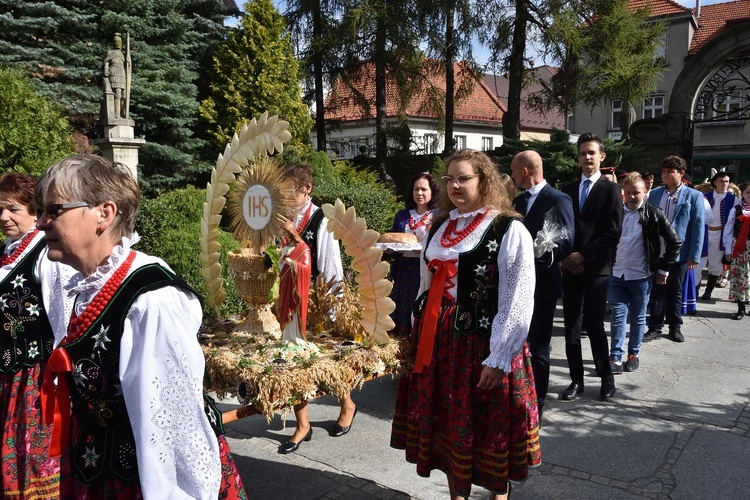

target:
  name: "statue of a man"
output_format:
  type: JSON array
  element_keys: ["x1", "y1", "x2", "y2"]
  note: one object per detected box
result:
[{"x1": 103, "y1": 33, "x2": 127, "y2": 118}]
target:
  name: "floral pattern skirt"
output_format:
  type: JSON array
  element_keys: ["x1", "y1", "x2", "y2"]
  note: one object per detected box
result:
[
  {"x1": 729, "y1": 245, "x2": 750, "y2": 303},
  {"x1": 390, "y1": 300, "x2": 541, "y2": 497},
  {"x1": 60, "y1": 434, "x2": 246, "y2": 499},
  {"x1": 0, "y1": 364, "x2": 60, "y2": 500}
]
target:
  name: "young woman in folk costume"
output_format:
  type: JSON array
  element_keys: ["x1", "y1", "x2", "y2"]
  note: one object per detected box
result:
[
  {"x1": 391, "y1": 149, "x2": 541, "y2": 499},
  {"x1": 36, "y1": 155, "x2": 246, "y2": 499},
  {"x1": 277, "y1": 163, "x2": 354, "y2": 454},
  {"x1": 723, "y1": 181, "x2": 750, "y2": 320},
  {"x1": 387, "y1": 172, "x2": 438, "y2": 337},
  {"x1": 0, "y1": 173, "x2": 71, "y2": 499}
]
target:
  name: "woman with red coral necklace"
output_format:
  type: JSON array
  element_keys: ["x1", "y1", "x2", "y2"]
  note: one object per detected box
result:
[
  {"x1": 35, "y1": 155, "x2": 246, "y2": 499},
  {"x1": 390, "y1": 149, "x2": 541, "y2": 500},
  {"x1": 0, "y1": 173, "x2": 65, "y2": 499},
  {"x1": 387, "y1": 172, "x2": 439, "y2": 337}
]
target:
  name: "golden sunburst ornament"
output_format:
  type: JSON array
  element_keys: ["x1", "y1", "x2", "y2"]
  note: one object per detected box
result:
[{"x1": 227, "y1": 157, "x2": 293, "y2": 252}]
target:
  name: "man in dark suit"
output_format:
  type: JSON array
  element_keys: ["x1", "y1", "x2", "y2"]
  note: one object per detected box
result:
[
  {"x1": 560, "y1": 133, "x2": 623, "y2": 401},
  {"x1": 512, "y1": 150, "x2": 574, "y2": 417}
]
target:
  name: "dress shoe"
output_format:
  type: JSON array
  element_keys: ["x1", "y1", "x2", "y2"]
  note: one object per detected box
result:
[
  {"x1": 278, "y1": 427, "x2": 312, "y2": 454},
  {"x1": 667, "y1": 328, "x2": 684, "y2": 343},
  {"x1": 642, "y1": 329, "x2": 661, "y2": 343},
  {"x1": 732, "y1": 302, "x2": 746, "y2": 320},
  {"x1": 600, "y1": 378, "x2": 616, "y2": 400},
  {"x1": 560, "y1": 382, "x2": 584, "y2": 401},
  {"x1": 610, "y1": 359, "x2": 623, "y2": 375},
  {"x1": 330, "y1": 408, "x2": 357, "y2": 437}
]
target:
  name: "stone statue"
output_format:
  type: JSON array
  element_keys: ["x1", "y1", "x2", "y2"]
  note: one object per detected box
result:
[{"x1": 103, "y1": 32, "x2": 130, "y2": 120}]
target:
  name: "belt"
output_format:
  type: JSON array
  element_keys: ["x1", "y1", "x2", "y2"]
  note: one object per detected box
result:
[{"x1": 708, "y1": 226, "x2": 722, "y2": 231}]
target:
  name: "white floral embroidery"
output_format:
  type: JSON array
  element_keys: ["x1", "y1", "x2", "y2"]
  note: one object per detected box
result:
[
  {"x1": 148, "y1": 348, "x2": 217, "y2": 492},
  {"x1": 474, "y1": 264, "x2": 487, "y2": 276},
  {"x1": 73, "y1": 364, "x2": 88, "y2": 386},
  {"x1": 93, "y1": 325, "x2": 111, "y2": 350},
  {"x1": 11, "y1": 275, "x2": 26, "y2": 288},
  {"x1": 82, "y1": 446, "x2": 100, "y2": 467},
  {"x1": 479, "y1": 316, "x2": 491, "y2": 329},
  {"x1": 25, "y1": 303, "x2": 40, "y2": 316},
  {"x1": 28, "y1": 341, "x2": 39, "y2": 358},
  {"x1": 486, "y1": 239, "x2": 499, "y2": 253},
  {"x1": 0, "y1": 296, "x2": 7, "y2": 310}
]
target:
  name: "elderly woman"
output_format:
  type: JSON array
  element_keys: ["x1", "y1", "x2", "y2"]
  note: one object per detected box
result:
[
  {"x1": 0, "y1": 173, "x2": 62, "y2": 499},
  {"x1": 391, "y1": 149, "x2": 540, "y2": 499},
  {"x1": 35, "y1": 155, "x2": 245, "y2": 499}
]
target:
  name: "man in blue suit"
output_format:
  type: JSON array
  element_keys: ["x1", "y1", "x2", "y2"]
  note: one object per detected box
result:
[
  {"x1": 644, "y1": 155, "x2": 705, "y2": 342},
  {"x1": 512, "y1": 151, "x2": 575, "y2": 418}
]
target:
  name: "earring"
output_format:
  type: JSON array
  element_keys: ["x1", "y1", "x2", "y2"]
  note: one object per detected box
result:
[{"x1": 97, "y1": 225, "x2": 104, "y2": 234}]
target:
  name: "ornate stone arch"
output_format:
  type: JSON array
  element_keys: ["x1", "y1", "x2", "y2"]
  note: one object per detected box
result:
[{"x1": 669, "y1": 21, "x2": 750, "y2": 118}]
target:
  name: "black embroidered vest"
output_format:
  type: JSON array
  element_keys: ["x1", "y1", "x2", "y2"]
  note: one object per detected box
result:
[
  {"x1": 300, "y1": 207, "x2": 325, "y2": 279},
  {"x1": 734, "y1": 204, "x2": 750, "y2": 241},
  {"x1": 415, "y1": 215, "x2": 515, "y2": 337},
  {"x1": 0, "y1": 237, "x2": 54, "y2": 373},
  {"x1": 61, "y1": 263, "x2": 222, "y2": 483}
]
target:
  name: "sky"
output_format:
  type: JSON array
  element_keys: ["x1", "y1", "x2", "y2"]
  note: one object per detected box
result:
[{"x1": 231, "y1": 0, "x2": 731, "y2": 67}]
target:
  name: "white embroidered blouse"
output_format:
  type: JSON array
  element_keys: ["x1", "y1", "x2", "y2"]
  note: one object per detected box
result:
[
  {"x1": 45, "y1": 236, "x2": 222, "y2": 500},
  {"x1": 417, "y1": 208, "x2": 535, "y2": 372},
  {"x1": 294, "y1": 200, "x2": 344, "y2": 282}
]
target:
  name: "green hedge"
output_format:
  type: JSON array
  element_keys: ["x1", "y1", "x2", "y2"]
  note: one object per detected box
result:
[{"x1": 134, "y1": 186, "x2": 244, "y2": 317}]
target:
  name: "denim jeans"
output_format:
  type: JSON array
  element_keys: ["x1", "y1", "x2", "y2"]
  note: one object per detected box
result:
[{"x1": 608, "y1": 274, "x2": 653, "y2": 362}]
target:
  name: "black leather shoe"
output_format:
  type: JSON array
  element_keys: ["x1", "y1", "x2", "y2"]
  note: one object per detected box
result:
[
  {"x1": 330, "y1": 408, "x2": 357, "y2": 437},
  {"x1": 560, "y1": 382, "x2": 584, "y2": 401},
  {"x1": 642, "y1": 330, "x2": 661, "y2": 342},
  {"x1": 667, "y1": 329, "x2": 685, "y2": 343},
  {"x1": 278, "y1": 427, "x2": 312, "y2": 454},
  {"x1": 600, "y1": 378, "x2": 616, "y2": 400}
]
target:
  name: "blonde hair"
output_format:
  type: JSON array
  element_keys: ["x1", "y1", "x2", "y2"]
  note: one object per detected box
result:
[
  {"x1": 620, "y1": 171, "x2": 645, "y2": 188},
  {"x1": 438, "y1": 149, "x2": 520, "y2": 218}
]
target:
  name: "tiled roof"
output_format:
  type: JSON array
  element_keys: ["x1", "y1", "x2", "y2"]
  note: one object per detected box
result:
[
  {"x1": 324, "y1": 60, "x2": 505, "y2": 125},
  {"x1": 483, "y1": 66, "x2": 566, "y2": 131},
  {"x1": 628, "y1": 0, "x2": 690, "y2": 17},
  {"x1": 689, "y1": 0, "x2": 750, "y2": 54}
]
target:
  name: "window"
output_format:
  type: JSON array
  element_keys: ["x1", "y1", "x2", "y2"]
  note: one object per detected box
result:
[
  {"x1": 424, "y1": 134, "x2": 438, "y2": 154},
  {"x1": 710, "y1": 90, "x2": 745, "y2": 120},
  {"x1": 454, "y1": 135, "x2": 466, "y2": 150},
  {"x1": 643, "y1": 95, "x2": 665, "y2": 119},
  {"x1": 655, "y1": 33, "x2": 667, "y2": 65},
  {"x1": 610, "y1": 99, "x2": 622, "y2": 131},
  {"x1": 566, "y1": 113, "x2": 574, "y2": 131},
  {"x1": 481, "y1": 137, "x2": 493, "y2": 151}
]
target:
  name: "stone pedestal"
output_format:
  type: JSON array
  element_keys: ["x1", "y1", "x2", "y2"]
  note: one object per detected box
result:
[{"x1": 93, "y1": 118, "x2": 145, "y2": 180}]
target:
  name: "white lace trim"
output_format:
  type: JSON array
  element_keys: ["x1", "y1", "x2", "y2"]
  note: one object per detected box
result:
[{"x1": 3, "y1": 227, "x2": 38, "y2": 255}]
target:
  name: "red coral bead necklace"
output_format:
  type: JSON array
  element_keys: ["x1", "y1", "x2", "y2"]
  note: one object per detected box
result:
[
  {"x1": 408, "y1": 210, "x2": 432, "y2": 231},
  {"x1": 440, "y1": 209, "x2": 488, "y2": 247},
  {"x1": 296, "y1": 201, "x2": 313, "y2": 235},
  {"x1": 1, "y1": 229, "x2": 39, "y2": 267},
  {"x1": 64, "y1": 250, "x2": 137, "y2": 344}
]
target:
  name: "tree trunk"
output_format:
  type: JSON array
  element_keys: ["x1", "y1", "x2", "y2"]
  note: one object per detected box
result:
[
  {"x1": 503, "y1": 0, "x2": 527, "y2": 141},
  {"x1": 443, "y1": 0, "x2": 455, "y2": 154},
  {"x1": 374, "y1": 6, "x2": 393, "y2": 186},
  {"x1": 313, "y1": 2, "x2": 326, "y2": 151}
]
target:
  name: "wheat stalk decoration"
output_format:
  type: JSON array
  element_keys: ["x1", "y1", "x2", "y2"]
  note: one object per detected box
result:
[
  {"x1": 200, "y1": 112, "x2": 292, "y2": 318},
  {"x1": 322, "y1": 199, "x2": 395, "y2": 343}
]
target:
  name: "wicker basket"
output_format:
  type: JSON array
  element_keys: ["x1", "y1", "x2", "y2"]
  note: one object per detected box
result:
[{"x1": 227, "y1": 248, "x2": 276, "y2": 303}]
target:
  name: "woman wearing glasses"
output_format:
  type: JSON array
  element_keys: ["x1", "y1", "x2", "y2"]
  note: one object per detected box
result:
[
  {"x1": 277, "y1": 163, "x2": 353, "y2": 454},
  {"x1": 0, "y1": 173, "x2": 68, "y2": 498},
  {"x1": 35, "y1": 155, "x2": 246, "y2": 499},
  {"x1": 387, "y1": 172, "x2": 438, "y2": 336},
  {"x1": 391, "y1": 149, "x2": 540, "y2": 500}
]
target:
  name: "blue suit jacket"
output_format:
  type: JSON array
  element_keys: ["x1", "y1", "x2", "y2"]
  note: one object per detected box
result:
[
  {"x1": 648, "y1": 185, "x2": 705, "y2": 263},
  {"x1": 514, "y1": 183, "x2": 575, "y2": 300}
]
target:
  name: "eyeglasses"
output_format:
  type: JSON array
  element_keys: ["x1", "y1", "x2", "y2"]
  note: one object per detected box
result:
[
  {"x1": 36, "y1": 202, "x2": 91, "y2": 220},
  {"x1": 286, "y1": 186, "x2": 302, "y2": 194},
  {"x1": 441, "y1": 174, "x2": 478, "y2": 187}
]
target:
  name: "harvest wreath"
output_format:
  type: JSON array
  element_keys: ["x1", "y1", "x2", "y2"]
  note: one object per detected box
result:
[{"x1": 199, "y1": 113, "x2": 403, "y2": 423}]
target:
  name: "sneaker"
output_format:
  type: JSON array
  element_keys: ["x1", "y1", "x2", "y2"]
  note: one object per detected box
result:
[
  {"x1": 667, "y1": 328, "x2": 685, "y2": 343},
  {"x1": 642, "y1": 330, "x2": 661, "y2": 343},
  {"x1": 624, "y1": 354, "x2": 639, "y2": 372},
  {"x1": 610, "y1": 359, "x2": 623, "y2": 375}
]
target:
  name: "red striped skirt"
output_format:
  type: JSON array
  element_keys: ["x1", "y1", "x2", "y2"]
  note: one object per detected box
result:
[
  {"x1": 0, "y1": 364, "x2": 60, "y2": 500},
  {"x1": 391, "y1": 301, "x2": 541, "y2": 496}
]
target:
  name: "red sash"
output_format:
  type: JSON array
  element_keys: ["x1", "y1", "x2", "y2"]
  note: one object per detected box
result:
[
  {"x1": 40, "y1": 347, "x2": 73, "y2": 457},
  {"x1": 413, "y1": 259, "x2": 457, "y2": 373}
]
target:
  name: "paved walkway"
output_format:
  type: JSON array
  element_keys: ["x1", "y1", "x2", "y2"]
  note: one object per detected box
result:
[{"x1": 219, "y1": 283, "x2": 750, "y2": 499}]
